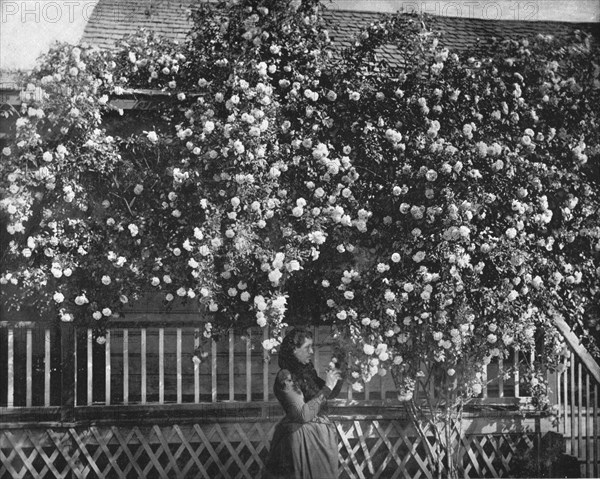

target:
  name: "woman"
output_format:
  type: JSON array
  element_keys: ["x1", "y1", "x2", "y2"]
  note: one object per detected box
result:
[{"x1": 264, "y1": 327, "x2": 343, "y2": 479}]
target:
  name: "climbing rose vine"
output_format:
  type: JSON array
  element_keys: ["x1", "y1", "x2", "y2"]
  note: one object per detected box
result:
[{"x1": 1, "y1": 1, "x2": 599, "y2": 475}]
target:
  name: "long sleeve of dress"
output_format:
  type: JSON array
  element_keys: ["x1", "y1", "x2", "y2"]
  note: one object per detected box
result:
[
  {"x1": 280, "y1": 386, "x2": 332, "y2": 423},
  {"x1": 328, "y1": 378, "x2": 344, "y2": 399}
]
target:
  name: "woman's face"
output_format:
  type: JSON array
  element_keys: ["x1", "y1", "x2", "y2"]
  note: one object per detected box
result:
[{"x1": 293, "y1": 338, "x2": 314, "y2": 365}]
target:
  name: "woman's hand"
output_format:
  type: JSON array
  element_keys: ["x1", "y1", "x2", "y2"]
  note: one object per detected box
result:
[{"x1": 325, "y1": 368, "x2": 342, "y2": 390}]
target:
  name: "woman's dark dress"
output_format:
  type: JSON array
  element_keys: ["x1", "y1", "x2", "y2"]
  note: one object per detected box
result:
[{"x1": 264, "y1": 368, "x2": 342, "y2": 479}]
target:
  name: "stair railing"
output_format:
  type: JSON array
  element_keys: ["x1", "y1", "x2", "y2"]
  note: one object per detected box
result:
[{"x1": 553, "y1": 315, "x2": 600, "y2": 478}]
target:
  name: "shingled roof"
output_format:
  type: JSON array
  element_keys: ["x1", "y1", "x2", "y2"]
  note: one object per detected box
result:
[{"x1": 82, "y1": 0, "x2": 599, "y2": 55}]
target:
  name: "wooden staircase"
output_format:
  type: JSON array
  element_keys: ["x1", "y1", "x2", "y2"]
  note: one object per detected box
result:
[{"x1": 552, "y1": 316, "x2": 600, "y2": 477}]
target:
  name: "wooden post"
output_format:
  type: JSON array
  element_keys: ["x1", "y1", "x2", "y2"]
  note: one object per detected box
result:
[
  {"x1": 563, "y1": 356, "x2": 569, "y2": 439},
  {"x1": 246, "y1": 330, "x2": 252, "y2": 402},
  {"x1": 26, "y1": 329, "x2": 32, "y2": 407},
  {"x1": 571, "y1": 358, "x2": 576, "y2": 457},
  {"x1": 60, "y1": 321, "x2": 76, "y2": 422},
  {"x1": 44, "y1": 328, "x2": 51, "y2": 407},
  {"x1": 535, "y1": 414, "x2": 542, "y2": 476},
  {"x1": 577, "y1": 362, "x2": 583, "y2": 469},
  {"x1": 594, "y1": 383, "x2": 598, "y2": 478},
  {"x1": 212, "y1": 339, "x2": 217, "y2": 403},
  {"x1": 547, "y1": 369, "x2": 558, "y2": 406},
  {"x1": 482, "y1": 362, "x2": 488, "y2": 399},
  {"x1": 105, "y1": 330, "x2": 111, "y2": 406},
  {"x1": 263, "y1": 328, "x2": 269, "y2": 402},
  {"x1": 141, "y1": 329, "x2": 147, "y2": 404},
  {"x1": 556, "y1": 363, "x2": 562, "y2": 432},
  {"x1": 194, "y1": 328, "x2": 200, "y2": 403},
  {"x1": 514, "y1": 351, "x2": 520, "y2": 397},
  {"x1": 586, "y1": 372, "x2": 591, "y2": 477},
  {"x1": 159, "y1": 328, "x2": 164, "y2": 405},
  {"x1": 176, "y1": 328, "x2": 182, "y2": 404},
  {"x1": 498, "y1": 357, "x2": 504, "y2": 398},
  {"x1": 7, "y1": 328, "x2": 14, "y2": 408},
  {"x1": 229, "y1": 330, "x2": 234, "y2": 401},
  {"x1": 87, "y1": 329, "x2": 93, "y2": 405},
  {"x1": 123, "y1": 329, "x2": 129, "y2": 405},
  {"x1": 347, "y1": 350, "x2": 353, "y2": 401}
]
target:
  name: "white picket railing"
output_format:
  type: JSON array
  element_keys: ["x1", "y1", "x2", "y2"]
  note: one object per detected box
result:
[
  {"x1": 1, "y1": 320, "x2": 533, "y2": 409},
  {"x1": 553, "y1": 316, "x2": 600, "y2": 478}
]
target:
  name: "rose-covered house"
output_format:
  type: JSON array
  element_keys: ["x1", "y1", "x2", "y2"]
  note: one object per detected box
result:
[{"x1": 1, "y1": 2, "x2": 599, "y2": 478}]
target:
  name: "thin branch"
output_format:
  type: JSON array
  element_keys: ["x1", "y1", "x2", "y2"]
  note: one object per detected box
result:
[
  {"x1": 408, "y1": 400, "x2": 440, "y2": 475},
  {"x1": 353, "y1": 165, "x2": 387, "y2": 182},
  {"x1": 109, "y1": 192, "x2": 135, "y2": 217}
]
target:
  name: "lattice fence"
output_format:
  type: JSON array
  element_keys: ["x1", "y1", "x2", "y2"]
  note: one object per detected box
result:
[{"x1": 1, "y1": 419, "x2": 538, "y2": 479}]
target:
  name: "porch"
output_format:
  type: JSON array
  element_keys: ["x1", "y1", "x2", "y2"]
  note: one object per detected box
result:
[{"x1": 1, "y1": 306, "x2": 598, "y2": 478}]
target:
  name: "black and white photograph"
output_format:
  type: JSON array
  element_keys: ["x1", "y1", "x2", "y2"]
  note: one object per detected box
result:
[{"x1": 1, "y1": 1, "x2": 599, "y2": 477}]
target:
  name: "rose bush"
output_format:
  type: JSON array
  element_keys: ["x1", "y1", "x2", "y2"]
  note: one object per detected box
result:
[
  {"x1": 1, "y1": 1, "x2": 598, "y2": 476},
  {"x1": 310, "y1": 16, "x2": 599, "y2": 475}
]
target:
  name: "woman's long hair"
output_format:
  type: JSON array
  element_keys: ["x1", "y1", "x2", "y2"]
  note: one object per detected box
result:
[{"x1": 275, "y1": 328, "x2": 325, "y2": 402}]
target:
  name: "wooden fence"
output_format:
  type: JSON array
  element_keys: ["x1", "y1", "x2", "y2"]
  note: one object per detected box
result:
[
  {"x1": 1, "y1": 310, "x2": 599, "y2": 478},
  {"x1": 1, "y1": 407, "x2": 546, "y2": 479}
]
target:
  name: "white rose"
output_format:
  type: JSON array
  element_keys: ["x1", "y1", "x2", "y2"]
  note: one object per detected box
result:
[
  {"x1": 268, "y1": 269, "x2": 283, "y2": 284},
  {"x1": 287, "y1": 260, "x2": 301, "y2": 272},
  {"x1": 75, "y1": 295, "x2": 87, "y2": 306},
  {"x1": 363, "y1": 344, "x2": 375, "y2": 355},
  {"x1": 257, "y1": 316, "x2": 267, "y2": 327}
]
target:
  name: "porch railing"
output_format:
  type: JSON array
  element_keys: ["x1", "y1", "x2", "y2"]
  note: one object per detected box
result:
[
  {"x1": 1, "y1": 319, "x2": 538, "y2": 414},
  {"x1": 553, "y1": 315, "x2": 600, "y2": 478},
  {"x1": 0, "y1": 319, "x2": 399, "y2": 413},
  {"x1": 2, "y1": 311, "x2": 598, "y2": 478}
]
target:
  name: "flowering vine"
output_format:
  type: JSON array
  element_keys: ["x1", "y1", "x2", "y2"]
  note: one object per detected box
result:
[{"x1": 1, "y1": 2, "x2": 599, "y2": 476}]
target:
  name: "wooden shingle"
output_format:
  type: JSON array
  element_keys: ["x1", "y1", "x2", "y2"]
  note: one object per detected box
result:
[{"x1": 81, "y1": 1, "x2": 599, "y2": 55}]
